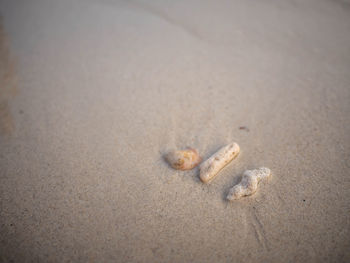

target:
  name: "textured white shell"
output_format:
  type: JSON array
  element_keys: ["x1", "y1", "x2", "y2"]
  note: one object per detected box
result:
[{"x1": 227, "y1": 167, "x2": 271, "y2": 201}]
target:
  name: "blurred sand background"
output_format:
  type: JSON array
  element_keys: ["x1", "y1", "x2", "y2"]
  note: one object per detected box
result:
[{"x1": 0, "y1": 0, "x2": 349, "y2": 262}]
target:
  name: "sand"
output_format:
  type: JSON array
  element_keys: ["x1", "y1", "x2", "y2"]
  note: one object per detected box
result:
[{"x1": 0, "y1": 0, "x2": 349, "y2": 262}]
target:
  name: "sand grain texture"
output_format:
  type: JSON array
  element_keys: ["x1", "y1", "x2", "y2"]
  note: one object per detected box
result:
[
  {"x1": 0, "y1": 19, "x2": 16, "y2": 136},
  {"x1": 0, "y1": 0, "x2": 350, "y2": 262}
]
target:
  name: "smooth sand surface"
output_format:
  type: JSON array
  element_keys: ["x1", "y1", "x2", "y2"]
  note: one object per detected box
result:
[{"x1": 1, "y1": 0, "x2": 350, "y2": 262}]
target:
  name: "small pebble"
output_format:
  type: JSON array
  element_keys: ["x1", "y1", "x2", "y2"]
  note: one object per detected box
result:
[{"x1": 165, "y1": 148, "x2": 201, "y2": 170}]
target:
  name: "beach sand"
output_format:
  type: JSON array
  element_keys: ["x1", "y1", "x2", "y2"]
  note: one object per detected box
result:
[{"x1": 0, "y1": 0, "x2": 349, "y2": 262}]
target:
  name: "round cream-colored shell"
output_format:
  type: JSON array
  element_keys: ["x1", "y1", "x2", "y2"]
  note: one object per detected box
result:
[{"x1": 166, "y1": 148, "x2": 201, "y2": 170}]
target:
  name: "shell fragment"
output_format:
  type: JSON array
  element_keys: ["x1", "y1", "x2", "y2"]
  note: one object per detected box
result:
[
  {"x1": 199, "y1": 142, "x2": 240, "y2": 183},
  {"x1": 227, "y1": 167, "x2": 271, "y2": 201}
]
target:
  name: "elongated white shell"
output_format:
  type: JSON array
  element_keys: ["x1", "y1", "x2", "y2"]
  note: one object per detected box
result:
[
  {"x1": 227, "y1": 167, "x2": 271, "y2": 201},
  {"x1": 199, "y1": 142, "x2": 240, "y2": 183}
]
